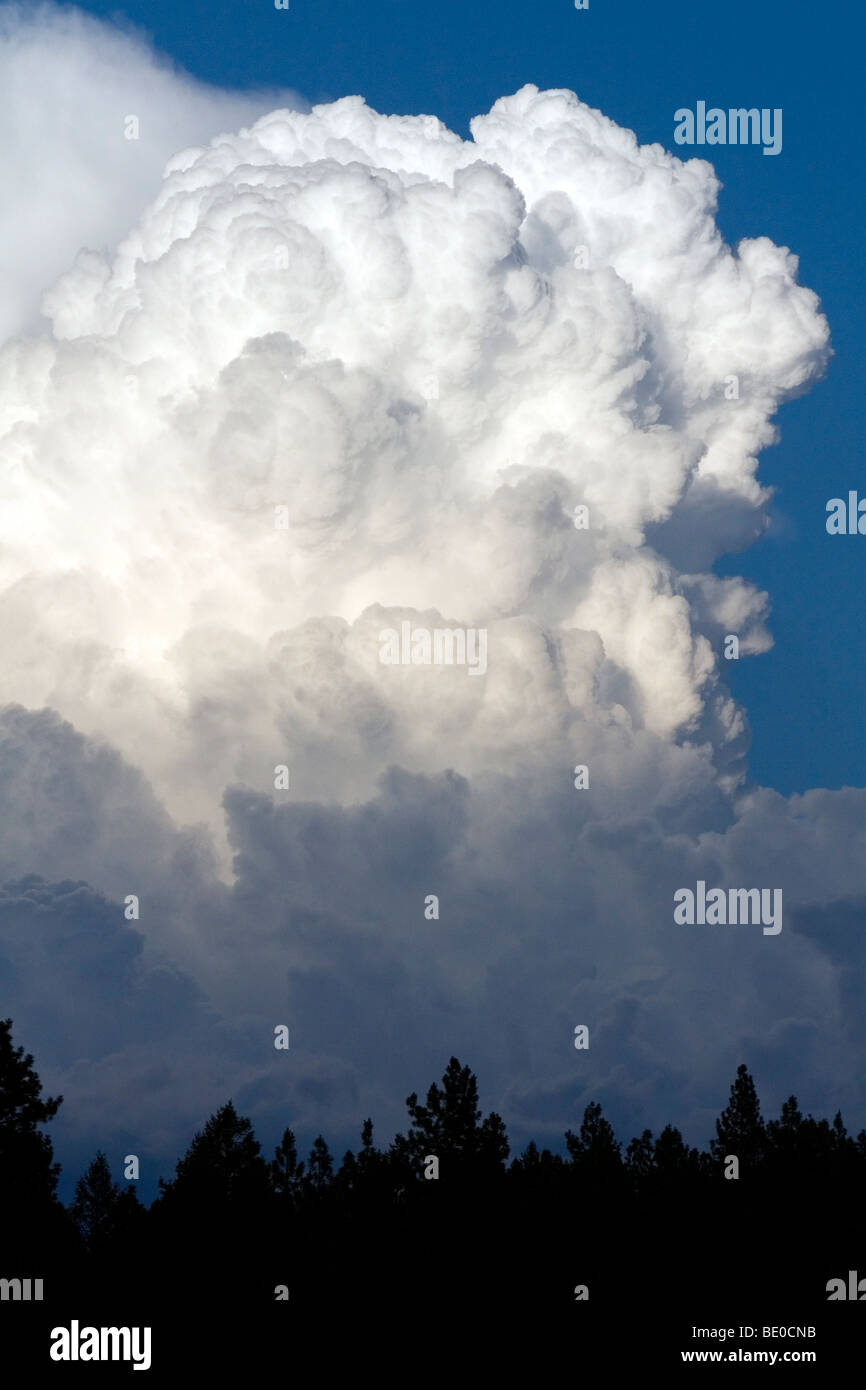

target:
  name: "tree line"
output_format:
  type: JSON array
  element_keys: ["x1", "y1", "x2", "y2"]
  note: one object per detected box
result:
[{"x1": 2, "y1": 1016, "x2": 865, "y2": 1339}]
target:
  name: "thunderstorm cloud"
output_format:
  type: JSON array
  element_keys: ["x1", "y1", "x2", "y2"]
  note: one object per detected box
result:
[{"x1": 0, "y1": 7, "x2": 857, "y2": 1188}]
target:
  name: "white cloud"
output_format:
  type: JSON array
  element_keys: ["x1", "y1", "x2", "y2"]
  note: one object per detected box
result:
[
  {"x1": 0, "y1": 80, "x2": 830, "y2": 849},
  {"x1": 0, "y1": 42, "x2": 855, "y2": 1166}
]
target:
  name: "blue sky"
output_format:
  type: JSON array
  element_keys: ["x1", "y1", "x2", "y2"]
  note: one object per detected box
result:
[{"x1": 73, "y1": 0, "x2": 864, "y2": 796}]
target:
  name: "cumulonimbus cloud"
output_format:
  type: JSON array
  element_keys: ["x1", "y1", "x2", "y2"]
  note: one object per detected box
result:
[{"x1": 1, "y1": 43, "x2": 855, "y2": 1179}]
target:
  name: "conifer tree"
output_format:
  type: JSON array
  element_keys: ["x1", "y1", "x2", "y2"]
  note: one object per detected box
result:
[
  {"x1": 710, "y1": 1064, "x2": 766, "y2": 1170},
  {"x1": 394, "y1": 1057, "x2": 509, "y2": 1180},
  {"x1": 159, "y1": 1100, "x2": 270, "y2": 1211},
  {"x1": 72, "y1": 1150, "x2": 142, "y2": 1252},
  {"x1": 565, "y1": 1100, "x2": 622, "y2": 1182},
  {"x1": 0, "y1": 1018, "x2": 63, "y2": 1241},
  {"x1": 304, "y1": 1135, "x2": 334, "y2": 1193},
  {"x1": 270, "y1": 1127, "x2": 305, "y2": 1207}
]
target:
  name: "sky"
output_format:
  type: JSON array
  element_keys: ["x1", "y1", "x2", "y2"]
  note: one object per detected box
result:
[{"x1": 0, "y1": 1, "x2": 863, "y2": 1204}]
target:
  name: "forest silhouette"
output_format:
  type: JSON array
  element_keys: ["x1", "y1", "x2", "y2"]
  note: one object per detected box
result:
[{"x1": 2, "y1": 1018, "x2": 865, "y2": 1368}]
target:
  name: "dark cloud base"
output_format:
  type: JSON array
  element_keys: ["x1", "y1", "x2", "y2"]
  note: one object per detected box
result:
[{"x1": 1, "y1": 703, "x2": 865, "y2": 1213}]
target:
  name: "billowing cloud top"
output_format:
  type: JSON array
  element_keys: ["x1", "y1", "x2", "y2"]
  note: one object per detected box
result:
[{"x1": 0, "y1": 83, "x2": 830, "y2": 838}]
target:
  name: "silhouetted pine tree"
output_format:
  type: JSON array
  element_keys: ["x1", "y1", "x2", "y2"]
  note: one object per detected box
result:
[
  {"x1": 336, "y1": 1119, "x2": 392, "y2": 1210},
  {"x1": 71, "y1": 1150, "x2": 143, "y2": 1254},
  {"x1": 511, "y1": 1139, "x2": 566, "y2": 1178},
  {"x1": 155, "y1": 1098, "x2": 270, "y2": 1273},
  {"x1": 392, "y1": 1056, "x2": 508, "y2": 1183},
  {"x1": 653, "y1": 1123, "x2": 704, "y2": 1185},
  {"x1": 270, "y1": 1127, "x2": 305, "y2": 1209},
  {"x1": 304, "y1": 1135, "x2": 334, "y2": 1195},
  {"x1": 767, "y1": 1094, "x2": 804, "y2": 1153},
  {"x1": 565, "y1": 1100, "x2": 623, "y2": 1186},
  {"x1": 336, "y1": 1147, "x2": 358, "y2": 1197},
  {"x1": 0, "y1": 1018, "x2": 65, "y2": 1256},
  {"x1": 357, "y1": 1118, "x2": 388, "y2": 1184},
  {"x1": 161, "y1": 1101, "x2": 269, "y2": 1204},
  {"x1": 829, "y1": 1110, "x2": 856, "y2": 1170},
  {"x1": 710, "y1": 1063, "x2": 766, "y2": 1172},
  {"x1": 72, "y1": 1151, "x2": 121, "y2": 1250},
  {"x1": 625, "y1": 1128, "x2": 655, "y2": 1185}
]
